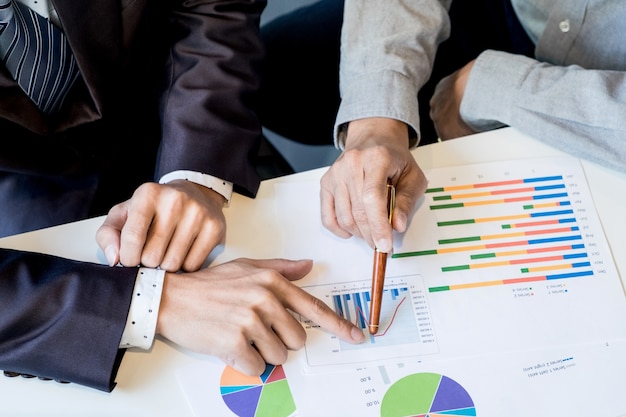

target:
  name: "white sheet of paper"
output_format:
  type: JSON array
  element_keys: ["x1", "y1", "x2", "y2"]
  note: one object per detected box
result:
[{"x1": 275, "y1": 156, "x2": 626, "y2": 372}]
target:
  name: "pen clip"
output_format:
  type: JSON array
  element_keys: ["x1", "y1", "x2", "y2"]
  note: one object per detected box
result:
[{"x1": 387, "y1": 183, "x2": 395, "y2": 224}]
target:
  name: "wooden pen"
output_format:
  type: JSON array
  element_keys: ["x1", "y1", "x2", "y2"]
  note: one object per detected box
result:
[{"x1": 368, "y1": 181, "x2": 395, "y2": 335}]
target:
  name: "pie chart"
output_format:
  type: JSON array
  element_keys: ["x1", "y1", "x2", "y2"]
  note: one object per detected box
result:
[
  {"x1": 381, "y1": 372, "x2": 476, "y2": 417},
  {"x1": 220, "y1": 364, "x2": 296, "y2": 417}
]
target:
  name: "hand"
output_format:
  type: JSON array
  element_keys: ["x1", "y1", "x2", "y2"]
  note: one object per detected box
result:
[
  {"x1": 429, "y1": 59, "x2": 476, "y2": 140},
  {"x1": 96, "y1": 180, "x2": 226, "y2": 272},
  {"x1": 156, "y1": 258, "x2": 366, "y2": 375},
  {"x1": 321, "y1": 118, "x2": 427, "y2": 252}
]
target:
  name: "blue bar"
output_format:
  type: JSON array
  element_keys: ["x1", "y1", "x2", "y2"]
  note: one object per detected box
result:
[
  {"x1": 558, "y1": 218, "x2": 577, "y2": 224},
  {"x1": 572, "y1": 244, "x2": 585, "y2": 250},
  {"x1": 533, "y1": 192, "x2": 569, "y2": 200},
  {"x1": 572, "y1": 262, "x2": 592, "y2": 268},
  {"x1": 564, "y1": 253, "x2": 588, "y2": 259},
  {"x1": 546, "y1": 270, "x2": 594, "y2": 280},
  {"x1": 333, "y1": 295, "x2": 343, "y2": 317},
  {"x1": 523, "y1": 175, "x2": 563, "y2": 183},
  {"x1": 341, "y1": 294, "x2": 352, "y2": 323},
  {"x1": 529, "y1": 235, "x2": 582, "y2": 245},
  {"x1": 530, "y1": 209, "x2": 574, "y2": 218},
  {"x1": 535, "y1": 184, "x2": 566, "y2": 191},
  {"x1": 353, "y1": 293, "x2": 367, "y2": 328}
]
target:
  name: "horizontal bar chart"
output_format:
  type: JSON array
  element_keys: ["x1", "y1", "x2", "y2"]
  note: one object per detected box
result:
[{"x1": 392, "y1": 169, "x2": 597, "y2": 294}]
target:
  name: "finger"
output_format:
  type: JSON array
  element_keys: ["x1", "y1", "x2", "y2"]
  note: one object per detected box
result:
[
  {"x1": 320, "y1": 174, "x2": 353, "y2": 239},
  {"x1": 331, "y1": 177, "x2": 362, "y2": 239},
  {"x1": 320, "y1": 185, "x2": 347, "y2": 238},
  {"x1": 95, "y1": 202, "x2": 129, "y2": 266},
  {"x1": 167, "y1": 213, "x2": 225, "y2": 272},
  {"x1": 249, "y1": 306, "x2": 305, "y2": 359},
  {"x1": 393, "y1": 165, "x2": 428, "y2": 233},
  {"x1": 119, "y1": 199, "x2": 156, "y2": 267},
  {"x1": 361, "y1": 177, "x2": 393, "y2": 252},
  {"x1": 237, "y1": 258, "x2": 314, "y2": 281},
  {"x1": 221, "y1": 335, "x2": 268, "y2": 376},
  {"x1": 179, "y1": 224, "x2": 223, "y2": 272},
  {"x1": 285, "y1": 286, "x2": 365, "y2": 344}
]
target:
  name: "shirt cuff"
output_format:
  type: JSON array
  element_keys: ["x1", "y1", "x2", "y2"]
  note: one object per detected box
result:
[
  {"x1": 159, "y1": 170, "x2": 234, "y2": 206},
  {"x1": 119, "y1": 268, "x2": 165, "y2": 350},
  {"x1": 460, "y1": 50, "x2": 536, "y2": 131}
]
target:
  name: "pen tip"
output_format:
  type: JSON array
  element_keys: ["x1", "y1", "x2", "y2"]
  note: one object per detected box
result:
[{"x1": 368, "y1": 325, "x2": 379, "y2": 335}]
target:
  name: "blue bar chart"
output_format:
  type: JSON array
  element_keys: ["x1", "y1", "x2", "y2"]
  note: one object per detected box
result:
[{"x1": 300, "y1": 276, "x2": 439, "y2": 370}]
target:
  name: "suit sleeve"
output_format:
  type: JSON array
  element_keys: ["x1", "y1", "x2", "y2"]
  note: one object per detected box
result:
[
  {"x1": 0, "y1": 248, "x2": 138, "y2": 392},
  {"x1": 157, "y1": 0, "x2": 267, "y2": 197}
]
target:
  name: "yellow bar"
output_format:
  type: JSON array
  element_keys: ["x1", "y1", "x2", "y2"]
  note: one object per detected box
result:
[
  {"x1": 524, "y1": 263, "x2": 572, "y2": 273},
  {"x1": 448, "y1": 191, "x2": 492, "y2": 199},
  {"x1": 474, "y1": 213, "x2": 530, "y2": 223},
  {"x1": 463, "y1": 198, "x2": 506, "y2": 207},
  {"x1": 450, "y1": 280, "x2": 504, "y2": 290},
  {"x1": 481, "y1": 231, "x2": 525, "y2": 240},
  {"x1": 437, "y1": 244, "x2": 487, "y2": 254},
  {"x1": 495, "y1": 249, "x2": 529, "y2": 257},
  {"x1": 443, "y1": 184, "x2": 476, "y2": 191},
  {"x1": 470, "y1": 260, "x2": 510, "y2": 269},
  {"x1": 530, "y1": 202, "x2": 560, "y2": 208}
]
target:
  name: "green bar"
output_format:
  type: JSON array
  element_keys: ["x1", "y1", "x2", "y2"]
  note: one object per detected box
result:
[
  {"x1": 439, "y1": 236, "x2": 481, "y2": 244},
  {"x1": 523, "y1": 204, "x2": 533, "y2": 209},
  {"x1": 437, "y1": 219, "x2": 475, "y2": 226},
  {"x1": 430, "y1": 202, "x2": 465, "y2": 210},
  {"x1": 471, "y1": 252, "x2": 495, "y2": 259},
  {"x1": 521, "y1": 268, "x2": 529, "y2": 273},
  {"x1": 392, "y1": 250, "x2": 438, "y2": 258},
  {"x1": 433, "y1": 195, "x2": 452, "y2": 201},
  {"x1": 502, "y1": 224, "x2": 511, "y2": 229},
  {"x1": 426, "y1": 187, "x2": 445, "y2": 193},
  {"x1": 442, "y1": 265, "x2": 470, "y2": 272},
  {"x1": 429, "y1": 286, "x2": 450, "y2": 292}
]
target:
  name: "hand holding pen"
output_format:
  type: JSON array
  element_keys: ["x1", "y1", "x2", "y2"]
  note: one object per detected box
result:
[{"x1": 368, "y1": 180, "x2": 396, "y2": 335}]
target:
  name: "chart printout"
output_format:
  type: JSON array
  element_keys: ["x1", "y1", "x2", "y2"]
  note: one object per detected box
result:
[{"x1": 275, "y1": 156, "x2": 626, "y2": 371}]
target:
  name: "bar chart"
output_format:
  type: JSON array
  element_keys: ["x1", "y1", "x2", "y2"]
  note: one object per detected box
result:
[
  {"x1": 392, "y1": 172, "x2": 594, "y2": 293},
  {"x1": 299, "y1": 275, "x2": 439, "y2": 370}
]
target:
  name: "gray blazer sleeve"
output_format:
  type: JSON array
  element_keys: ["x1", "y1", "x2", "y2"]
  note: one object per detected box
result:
[{"x1": 461, "y1": 50, "x2": 626, "y2": 174}]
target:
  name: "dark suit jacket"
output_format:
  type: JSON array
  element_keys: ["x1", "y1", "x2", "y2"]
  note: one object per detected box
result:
[
  {"x1": 0, "y1": 0, "x2": 266, "y2": 391},
  {"x1": 0, "y1": 248, "x2": 138, "y2": 391},
  {"x1": 0, "y1": 0, "x2": 264, "y2": 209}
]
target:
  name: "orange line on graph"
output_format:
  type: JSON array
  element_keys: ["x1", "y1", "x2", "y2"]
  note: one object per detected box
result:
[{"x1": 356, "y1": 297, "x2": 407, "y2": 337}]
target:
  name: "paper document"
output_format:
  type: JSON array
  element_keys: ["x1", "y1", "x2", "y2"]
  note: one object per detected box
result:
[{"x1": 275, "y1": 156, "x2": 626, "y2": 371}]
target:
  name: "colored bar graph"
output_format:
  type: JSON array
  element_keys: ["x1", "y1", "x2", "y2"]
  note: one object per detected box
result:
[
  {"x1": 392, "y1": 235, "x2": 584, "y2": 258},
  {"x1": 441, "y1": 252, "x2": 589, "y2": 272},
  {"x1": 393, "y1": 171, "x2": 597, "y2": 294},
  {"x1": 437, "y1": 209, "x2": 574, "y2": 227},
  {"x1": 432, "y1": 184, "x2": 565, "y2": 201},
  {"x1": 429, "y1": 270, "x2": 594, "y2": 293},
  {"x1": 438, "y1": 226, "x2": 579, "y2": 245},
  {"x1": 430, "y1": 192, "x2": 569, "y2": 210},
  {"x1": 425, "y1": 175, "x2": 563, "y2": 193}
]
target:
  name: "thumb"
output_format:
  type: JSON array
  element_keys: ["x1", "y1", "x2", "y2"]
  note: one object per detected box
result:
[
  {"x1": 95, "y1": 202, "x2": 129, "y2": 266},
  {"x1": 239, "y1": 258, "x2": 314, "y2": 281}
]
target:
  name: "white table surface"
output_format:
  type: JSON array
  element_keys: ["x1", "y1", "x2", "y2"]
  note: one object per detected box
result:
[{"x1": 1, "y1": 127, "x2": 624, "y2": 416}]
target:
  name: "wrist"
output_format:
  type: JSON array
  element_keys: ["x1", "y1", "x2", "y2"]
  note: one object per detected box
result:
[{"x1": 342, "y1": 118, "x2": 413, "y2": 150}]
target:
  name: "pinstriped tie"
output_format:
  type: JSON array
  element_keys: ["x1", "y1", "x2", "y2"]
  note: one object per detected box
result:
[{"x1": 0, "y1": 0, "x2": 79, "y2": 114}]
